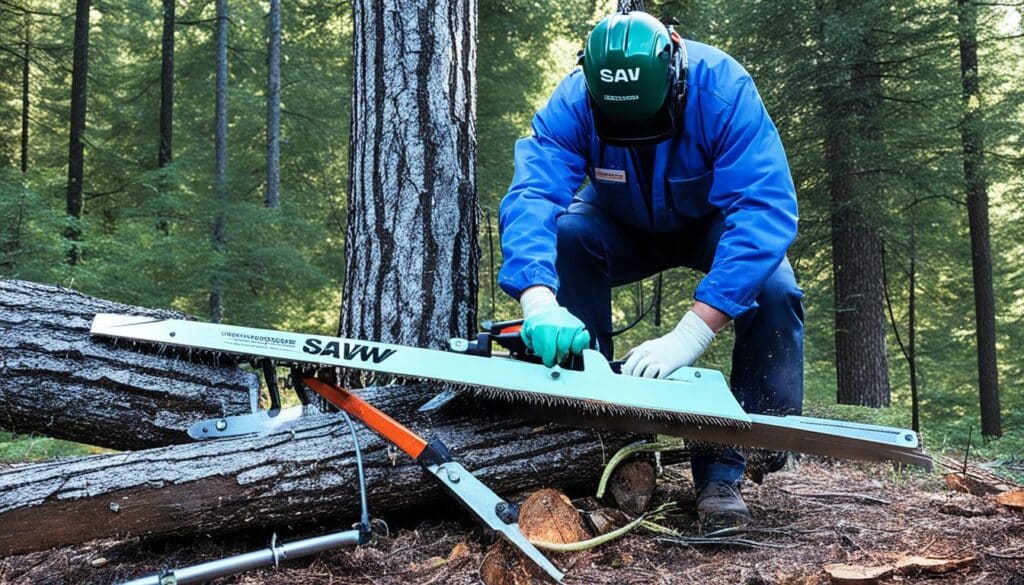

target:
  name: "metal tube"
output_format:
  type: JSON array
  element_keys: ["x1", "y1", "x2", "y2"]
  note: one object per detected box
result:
[
  {"x1": 121, "y1": 529, "x2": 361, "y2": 585},
  {"x1": 341, "y1": 410, "x2": 370, "y2": 528}
]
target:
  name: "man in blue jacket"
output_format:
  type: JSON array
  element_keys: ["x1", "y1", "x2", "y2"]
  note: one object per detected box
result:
[{"x1": 498, "y1": 11, "x2": 803, "y2": 528}]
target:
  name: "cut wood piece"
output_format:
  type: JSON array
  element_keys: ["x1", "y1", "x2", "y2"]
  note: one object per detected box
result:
[
  {"x1": 0, "y1": 386, "x2": 631, "y2": 557},
  {"x1": 582, "y1": 508, "x2": 630, "y2": 536},
  {"x1": 519, "y1": 488, "x2": 590, "y2": 545},
  {"x1": 0, "y1": 279, "x2": 258, "y2": 450},
  {"x1": 937, "y1": 455, "x2": 1019, "y2": 494},
  {"x1": 480, "y1": 542, "x2": 533, "y2": 585},
  {"x1": 606, "y1": 458, "x2": 656, "y2": 516},
  {"x1": 994, "y1": 489, "x2": 1024, "y2": 510},
  {"x1": 893, "y1": 555, "x2": 976, "y2": 573},
  {"x1": 823, "y1": 563, "x2": 894, "y2": 584},
  {"x1": 824, "y1": 555, "x2": 977, "y2": 584},
  {"x1": 481, "y1": 488, "x2": 588, "y2": 585},
  {"x1": 944, "y1": 472, "x2": 1002, "y2": 496}
]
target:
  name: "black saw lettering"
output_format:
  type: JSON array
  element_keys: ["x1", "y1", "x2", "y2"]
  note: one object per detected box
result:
[
  {"x1": 321, "y1": 341, "x2": 341, "y2": 358},
  {"x1": 303, "y1": 338, "x2": 396, "y2": 364},
  {"x1": 343, "y1": 343, "x2": 397, "y2": 364}
]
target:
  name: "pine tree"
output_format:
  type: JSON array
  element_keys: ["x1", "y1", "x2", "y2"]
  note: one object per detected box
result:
[{"x1": 340, "y1": 0, "x2": 479, "y2": 357}]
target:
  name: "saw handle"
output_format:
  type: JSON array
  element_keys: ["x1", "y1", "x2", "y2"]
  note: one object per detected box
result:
[{"x1": 301, "y1": 377, "x2": 428, "y2": 460}]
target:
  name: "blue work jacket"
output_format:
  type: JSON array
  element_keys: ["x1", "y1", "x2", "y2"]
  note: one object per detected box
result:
[{"x1": 497, "y1": 41, "x2": 798, "y2": 319}]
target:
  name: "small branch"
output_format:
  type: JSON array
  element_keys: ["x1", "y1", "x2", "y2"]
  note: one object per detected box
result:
[
  {"x1": 529, "y1": 503, "x2": 676, "y2": 553},
  {"x1": 778, "y1": 489, "x2": 892, "y2": 505},
  {"x1": 986, "y1": 547, "x2": 1024, "y2": 560},
  {"x1": 655, "y1": 535, "x2": 800, "y2": 549},
  {"x1": 176, "y1": 17, "x2": 218, "y2": 25}
]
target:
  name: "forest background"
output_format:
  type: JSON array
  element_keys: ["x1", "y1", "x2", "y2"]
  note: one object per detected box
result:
[{"x1": 0, "y1": 0, "x2": 1021, "y2": 469}]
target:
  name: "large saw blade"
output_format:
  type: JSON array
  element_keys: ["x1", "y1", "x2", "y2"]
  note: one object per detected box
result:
[
  {"x1": 513, "y1": 403, "x2": 932, "y2": 470},
  {"x1": 90, "y1": 314, "x2": 751, "y2": 428}
]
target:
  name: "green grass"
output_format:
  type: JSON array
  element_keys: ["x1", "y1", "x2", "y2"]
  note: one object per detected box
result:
[{"x1": 0, "y1": 431, "x2": 106, "y2": 463}]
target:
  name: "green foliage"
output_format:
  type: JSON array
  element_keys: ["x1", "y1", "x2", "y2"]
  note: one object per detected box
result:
[{"x1": 0, "y1": 0, "x2": 350, "y2": 334}]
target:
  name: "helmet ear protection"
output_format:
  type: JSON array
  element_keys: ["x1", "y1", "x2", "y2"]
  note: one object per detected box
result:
[{"x1": 665, "y1": 28, "x2": 689, "y2": 123}]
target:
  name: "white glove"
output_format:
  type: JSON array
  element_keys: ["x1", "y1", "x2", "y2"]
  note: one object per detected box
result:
[
  {"x1": 519, "y1": 286, "x2": 559, "y2": 317},
  {"x1": 622, "y1": 311, "x2": 716, "y2": 379}
]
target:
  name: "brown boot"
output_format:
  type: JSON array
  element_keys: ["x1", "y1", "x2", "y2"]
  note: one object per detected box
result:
[{"x1": 696, "y1": 481, "x2": 752, "y2": 531}]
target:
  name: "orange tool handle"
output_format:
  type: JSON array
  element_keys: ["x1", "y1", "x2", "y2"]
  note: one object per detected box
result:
[{"x1": 302, "y1": 377, "x2": 428, "y2": 460}]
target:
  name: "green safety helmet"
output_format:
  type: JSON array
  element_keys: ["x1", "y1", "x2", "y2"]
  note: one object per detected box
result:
[{"x1": 580, "y1": 11, "x2": 688, "y2": 146}]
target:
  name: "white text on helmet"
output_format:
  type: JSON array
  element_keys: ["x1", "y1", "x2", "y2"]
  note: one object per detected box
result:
[{"x1": 599, "y1": 68, "x2": 640, "y2": 83}]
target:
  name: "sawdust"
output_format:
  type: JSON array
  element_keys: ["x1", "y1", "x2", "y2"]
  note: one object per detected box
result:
[{"x1": 2, "y1": 459, "x2": 1023, "y2": 584}]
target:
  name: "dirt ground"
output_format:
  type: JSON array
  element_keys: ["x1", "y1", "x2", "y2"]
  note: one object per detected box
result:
[{"x1": 2, "y1": 458, "x2": 1022, "y2": 585}]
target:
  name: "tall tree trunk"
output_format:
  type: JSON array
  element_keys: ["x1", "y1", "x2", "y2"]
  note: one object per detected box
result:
[
  {"x1": 908, "y1": 216, "x2": 919, "y2": 432},
  {"x1": 65, "y1": 0, "x2": 91, "y2": 266},
  {"x1": 819, "y1": 1, "x2": 891, "y2": 407},
  {"x1": 158, "y1": 0, "x2": 174, "y2": 169},
  {"x1": 20, "y1": 12, "x2": 29, "y2": 173},
  {"x1": 957, "y1": 0, "x2": 1000, "y2": 437},
  {"x1": 156, "y1": 0, "x2": 175, "y2": 234},
  {"x1": 210, "y1": 0, "x2": 228, "y2": 323},
  {"x1": 341, "y1": 0, "x2": 479, "y2": 354},
  {"x1": 265, "y1": 0, "x2": 281, "y2": 210}
]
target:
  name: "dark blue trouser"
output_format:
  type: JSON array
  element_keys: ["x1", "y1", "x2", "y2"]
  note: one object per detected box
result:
[{"x1": 554, "y1": 197, "x2": 804, "y2": 491}]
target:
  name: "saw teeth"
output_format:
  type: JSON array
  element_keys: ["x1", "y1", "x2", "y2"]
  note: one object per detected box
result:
[{"x1": 102, "y1": 334, "x2": 748, "y2": 428}]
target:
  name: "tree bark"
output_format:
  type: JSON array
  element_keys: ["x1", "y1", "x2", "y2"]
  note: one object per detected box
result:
[
  {"x1": 20, "y1": 11, "x2": 29, "y2": 173},
  {"x1": 65, "y1": 0, "x2": 91, "y2": 266},
  {"x1": 341, "y1": 0, "x2": 479, "y2": 352},
  {"x1": 0, "y1": 280, "x2": 257, "y2": 450},
  {"x1": 819, "y1": 0, "x2": 891, "y2": 407},
  {"x1": 210, "y1": 0, "x2": 228, "y2": 323},
  {"x1": 265, "y1": 0, "x2": 281, "y2": 210},
  {"x1": 957, "y1": 0, "x2": 1000, "y2": 437},
  {"x1": 0, "y1": 386, "x2": 630, "y2": 557},
  {"x1": 156, "y1": 0, "x2": 174, "y2": 234},
  {"x1": 158, "y1": 0, "x2": 174, "y2": 171},
  {"x1": 908, "y1": 217, "x2": 919, "y2": 432}
]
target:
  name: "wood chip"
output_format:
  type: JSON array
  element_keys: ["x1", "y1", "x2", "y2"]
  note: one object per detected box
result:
[
  {"x1": 824, "y1": 555, "x2": 976, "y2": 583},
  {"x1": 582, "y1": 508, "x2": 630, "y2": 536},
  {"x1": 894, "y1": 555, "x2": 976, "y2": 573},
  {"x1": 823, "y1": 562, "x2": 894, "y2": 584},
  {"x1": 447, "y1": 541, "x2": 470, "y2": 561},
  {"x1": 943, "y1": 472, "x2": 1005, "y2": 496},
  {"x1": 994, "y1": 489, "x2": 1024, "y2": 510}
]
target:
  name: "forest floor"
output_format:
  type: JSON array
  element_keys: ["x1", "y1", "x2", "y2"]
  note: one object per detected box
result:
[{"x1": 2, "y1": 458, "x2": 1022, "y2": 585}]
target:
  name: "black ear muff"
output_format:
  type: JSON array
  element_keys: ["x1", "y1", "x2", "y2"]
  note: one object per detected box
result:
[{"x1": 666, "y1": 28, "x2": 688, "y2": 119}]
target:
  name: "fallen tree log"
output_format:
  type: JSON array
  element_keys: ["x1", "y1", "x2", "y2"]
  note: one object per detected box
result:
[
  {"x1": 0, "y1": 384, "x2": 632, "y2": 556},
  {"x1": 0, "y1": 279, "x2": 258, "y2": 450}
]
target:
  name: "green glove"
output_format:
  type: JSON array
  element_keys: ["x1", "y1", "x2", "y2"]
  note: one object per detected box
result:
[{"x1": 519, "y1": 287, "x2": 591, "y2": 367}]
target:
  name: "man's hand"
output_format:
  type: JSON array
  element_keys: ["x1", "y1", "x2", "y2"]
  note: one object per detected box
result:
[
  {"x1": 519, "y1": 286, "x2": 591, "y2": 367},
  {"x1": 622, "y1": 310, "x2": 717, "y2": 378}
]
